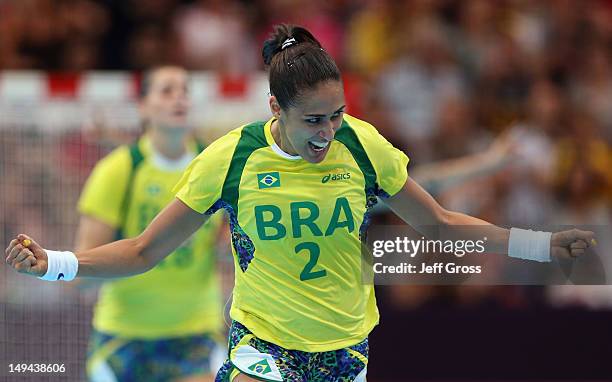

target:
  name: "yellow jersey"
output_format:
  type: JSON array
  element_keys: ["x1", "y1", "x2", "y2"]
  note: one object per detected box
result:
[
  {"x1": 78, "y1": 135, "x2": 223, "y2": 339},
  {"x1": 175, "y1": 115, "x2": 409, "y2": 351}
]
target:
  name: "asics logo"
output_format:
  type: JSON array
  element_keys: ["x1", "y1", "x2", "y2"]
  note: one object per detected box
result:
[{"x1": 322, "y1": 173, "x2": 350, "y2": 183}]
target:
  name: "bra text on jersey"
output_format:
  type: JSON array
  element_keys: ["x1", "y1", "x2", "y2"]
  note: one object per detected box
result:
[{"x1": 254, "y1": 197, "x2": 355, "y2": 240}]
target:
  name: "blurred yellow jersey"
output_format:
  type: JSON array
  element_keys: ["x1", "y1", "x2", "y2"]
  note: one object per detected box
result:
[
  {"x1": 78, "y1": 135, "x2": 223, "y2": 339},
  {"x1": 174, "y1": 114, "x2": 409, "y2": 351}
]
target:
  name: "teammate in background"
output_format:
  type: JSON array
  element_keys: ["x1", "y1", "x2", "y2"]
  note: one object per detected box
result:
[
  {"x1": 75, "y1": 66, "x2": 224, "y2": 382},
  {"x1": 6, "y1": 26, "x2": 595, "y2": 382}
]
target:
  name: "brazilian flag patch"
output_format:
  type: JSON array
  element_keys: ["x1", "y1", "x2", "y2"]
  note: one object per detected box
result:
[
  {"x1": 248, "y1": 359, "x2": 272, "y2": 375},
  {"x1": 257, "y1": 172, "x2": 281, "y2": 189}
]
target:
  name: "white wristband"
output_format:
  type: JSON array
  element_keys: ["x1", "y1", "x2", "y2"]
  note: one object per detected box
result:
[
  {"x1": 508, "y1": 228, "x2": 552, "y2": 263},
  {"x1": 38, "y1": 250, "x2": 79, "y2": 281}
]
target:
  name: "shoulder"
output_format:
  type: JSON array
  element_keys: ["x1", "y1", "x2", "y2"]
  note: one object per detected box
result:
[
  {"x1": 172, "y1": 121, "x2": 268, "y2": 210},
  {"x1": 78, "y1": 145, "x2": 133, "y2": 221},
  {"x1": 219, "y1": 121, "x2": 267, "y2": 149},
  {"x1": 176, "y1": 122, "x2": 266, "y2": 190},
  {"x1": 337, "y1": 114, "x2": 410, "y2": 196},
  {"x1": 89, "y1": 145, "x2": 132, "y2": 178},
  {"x1": 340, "y1": 114, "x2": 381, "y2": 136},
  {"x1": 204, "y1": 122, "x2": 259, "y2": 151},
  {"x1": 196, "y1": 121, "x2": 267, "y2": 164},
  {"x1": 335, "y1": 114, "x2": 385, "y2": 155},
  {"x1": 102, "y1": 145, "x2": 132, "y2": 166}
]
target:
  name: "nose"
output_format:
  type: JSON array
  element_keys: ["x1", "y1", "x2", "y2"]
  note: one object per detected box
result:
[
  {"x1": 170, "y1": 87, "x2": 188, "y2": 102},
  {"x1": 318, "y1": 120, "x2": 335, "y2": 141},
  {"x1": 176, "y1": 91, "x2": 188, "y2": 103},
  {"x1": 174, "y1": 92, "x2": 190, "y2": 109}
]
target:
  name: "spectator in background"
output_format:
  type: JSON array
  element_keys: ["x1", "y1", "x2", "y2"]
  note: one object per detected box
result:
[
  {"x1": 1, "y1": 0, "x2": 66, "y2": 69},
  {"x1": 0, "y1": 0, "x2": 110, "y2": 70},
  {"x1": 451, "y1": 0, "x2": 501, "y2": 80},
  {"x1": 472, "y1": 33, "x2": 531, "y2": 132},
  {"x1": 59, "y1": 0, "x2": 110, "y2": 70},
  {"x1": 422, "y1": 96, "x2": 500, "y2": 216},
  {"x1": 496, "y1": 80, "x2": 561, "y2": 226},
  {"x1": 571, "y1": 43, "x2": 612, "y2": 140},
  {"x1": 127, "y1": 23, "x2": 176, "y2": 70},
  {"x1": 173, "y1": 0, "x2": 257, "y2": 73},
  {"x1": 125, "y1": 0, "x2": 180, "y2": 23},
  {"x1": 429, "y1": 96, "x2": 482, "y2": 161},
  {"x1": 547, "y1": 110, "x2": 612, "y2": 312},
  {"x1": 110, "y1": 0, "x2": 182, "y2": 70},
  {"x1": 553, "y1": 110, "x2": 612, "y2": 222},
  {"x1": 255, "y1": 0, "x2": 345, "y2": 64},
  {"x1": 376, "y1": 16, "x2": 465, "y2": 161},
  {"x1": 344, "y1": 0, "x2": 395, "y2": 76}
]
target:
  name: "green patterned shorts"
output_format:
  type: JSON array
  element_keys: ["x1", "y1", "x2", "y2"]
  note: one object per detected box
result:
[
  {"x1": 215, "y1": 321, "x2": 368, "y2": 382},
  {"x1": 87, "y1": 329, "x2": 225, "y2": 382}
]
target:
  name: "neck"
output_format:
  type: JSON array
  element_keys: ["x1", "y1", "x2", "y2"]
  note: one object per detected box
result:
[
  {"x1": 271, "y1": 119, "x2": 298, "y2": 155},
  {"x1": 148, "y1": 127, "x2": 187, "y2": 160}
]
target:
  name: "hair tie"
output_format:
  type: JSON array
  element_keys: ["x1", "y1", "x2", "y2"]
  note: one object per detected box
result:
[{"x1": 281, "y1": 37, "x2": 297, "y2": 50}]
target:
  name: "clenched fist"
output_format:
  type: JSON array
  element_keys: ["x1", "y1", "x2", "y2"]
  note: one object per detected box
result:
[
  {"x1": 5, "y1": 234, "x2": 48, "y2": 277},
  {"x1": 551, "y1": 229, "x2": 596, "y2": 259}
]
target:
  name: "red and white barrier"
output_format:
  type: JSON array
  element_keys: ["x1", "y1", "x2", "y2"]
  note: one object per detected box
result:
[{"x1": 0, "y1": 71, "x2": 271, "y2": 132}]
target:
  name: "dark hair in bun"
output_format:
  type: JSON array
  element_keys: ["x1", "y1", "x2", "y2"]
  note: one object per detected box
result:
[{"x1": 262, "y1": 24, "x2": 341, "y2": 109}]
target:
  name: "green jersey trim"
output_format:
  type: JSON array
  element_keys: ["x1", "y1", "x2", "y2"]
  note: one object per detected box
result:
[
  {"x1": 334, "y1": 119, "x2": 387, "y2": 241},
  {"x1": 211, "y1": 122, "x2": 268, "y2": 273},
  {"x1": 334, "y1": 120, "x2": 377, "y2": 192},
  {"x1": 221, "y1": 121, "x2": 268, "y2": 213},
  {"x1": 117, "y1": 137, "x2": 207, "y2": 240}
]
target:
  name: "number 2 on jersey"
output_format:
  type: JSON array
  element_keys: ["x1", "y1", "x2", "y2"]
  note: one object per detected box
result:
[{"x1": 295, "y1": 242, "x2": 327, "y2": 281}]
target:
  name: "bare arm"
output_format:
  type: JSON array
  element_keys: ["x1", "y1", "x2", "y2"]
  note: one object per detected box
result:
[
  {"x1": 75, "y1": 216, "x2": 117, "y2": 252},
  {"x1": 71, "y1": 215, "x2": 117, "y2": 287},
  {"x1": 5, "y1": 198, "x2": 208, "y2": 278},
  {"x1": 383, "y1": 178, "x2": 510, "y2": 253},
  {"x1": 383, "y1": 178, "x2": 594, "y2": 258},
  {"x1": 411, "y1": 141, "x2": 511, "y2": 194}
]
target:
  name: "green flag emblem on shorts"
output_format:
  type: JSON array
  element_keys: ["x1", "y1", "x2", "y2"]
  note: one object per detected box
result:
[{"x1": 248, "y1": 359, "x2": 272, "y2": 374}]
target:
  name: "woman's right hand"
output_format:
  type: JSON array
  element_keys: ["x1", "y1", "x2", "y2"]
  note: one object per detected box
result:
[{"x1": 4, "y1": 234, "x2": 48, "y2": 277}]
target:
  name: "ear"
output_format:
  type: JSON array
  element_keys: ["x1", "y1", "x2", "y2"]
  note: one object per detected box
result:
[{"x1": 269, "y1": 95, "x2": 281, "y2": 118}]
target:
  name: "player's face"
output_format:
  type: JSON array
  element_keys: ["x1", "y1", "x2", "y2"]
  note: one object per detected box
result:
[
  {"x1": 140, "y1": 67, "x2": 191, "y2": 130},
  {"x1": 277, "y1": 80, "x2": 345, "y2": 163}
]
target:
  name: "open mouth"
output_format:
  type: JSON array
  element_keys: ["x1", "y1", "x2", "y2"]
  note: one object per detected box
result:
[
  {"x1": 308, "y1": 140, "x2": 329, "y2": 152},
  {"x1": 172, "y1": 108, "x2": 187, "y2": 117}
]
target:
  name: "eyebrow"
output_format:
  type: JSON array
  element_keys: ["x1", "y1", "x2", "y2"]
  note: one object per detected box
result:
[{"x1": 303, "y1": 105, "x2": 346, "y2": 117}]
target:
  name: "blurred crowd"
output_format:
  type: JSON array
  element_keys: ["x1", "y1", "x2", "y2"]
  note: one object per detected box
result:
[{"x1": 1, "y1": 0, "x2": 612, "y2": 309}]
